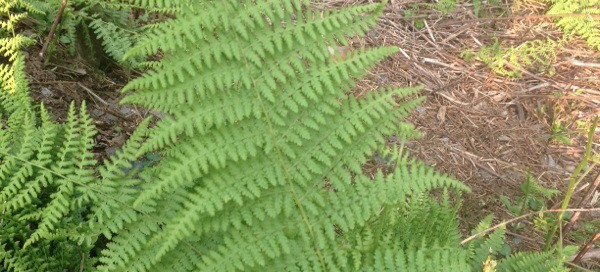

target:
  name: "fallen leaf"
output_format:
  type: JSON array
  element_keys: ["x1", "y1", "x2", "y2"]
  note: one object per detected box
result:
[{"x1": 437, "y1": 106, "x2": 447, "y2": 124}]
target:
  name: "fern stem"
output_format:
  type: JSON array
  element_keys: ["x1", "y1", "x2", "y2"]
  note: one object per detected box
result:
[{"x1": 544, "y1": 116, "x2": 599, "y2": 250}]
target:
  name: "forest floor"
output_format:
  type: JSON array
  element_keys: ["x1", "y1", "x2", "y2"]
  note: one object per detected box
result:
[
  {"x1": 326, "y1": 0, "x2": 600, "y2": 267},
  {"x1": 22, "y1": 0, "x2": 599, "y2": 269}
]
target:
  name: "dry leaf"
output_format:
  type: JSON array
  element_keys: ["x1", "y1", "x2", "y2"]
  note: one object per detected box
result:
[{"x1": 437, "y1": 106, "x2": 447, "y2": 124}]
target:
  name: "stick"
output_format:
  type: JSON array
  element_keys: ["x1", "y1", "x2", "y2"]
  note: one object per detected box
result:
[
  {"x1": 563, "y1": 173, "x2": 600, "y2": 235},
  {"x1": 39, "y1": 0, "x2": 69, "y2": 60},
  {"x1": 460, "y1": 207, "x2": 600, "y2": 245},
  {"x1": 572, "y1": 232, "x2": 600, "y2": 265},
  {"x1": 77, "y1": 82, "x2": 109, "y2": 106}
]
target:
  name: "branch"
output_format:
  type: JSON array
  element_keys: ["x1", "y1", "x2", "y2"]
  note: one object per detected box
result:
[
  {"x1": 460, "y1": 207, "x2": 600, "y2": 245},
  {"x1": 39, "y1": 0, "x2": 69, "y2": 60},
  {"x1": 572, "y1": 232, "x2": 600, "y2": 265}
]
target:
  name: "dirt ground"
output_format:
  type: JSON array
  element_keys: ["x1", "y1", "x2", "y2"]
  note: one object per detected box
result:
[{"x1": 23, "y1": 0, "x2": 599, "y2": 268}]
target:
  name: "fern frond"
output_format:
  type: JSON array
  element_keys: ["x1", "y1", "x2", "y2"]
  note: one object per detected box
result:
[
  {"x1": 89, "y1": 17, "x2": 138, "y2": 66},
  {"x1": 470, "y1": 38, "x2": 561, "y2": 78},
  {"x1": 24, "y1": 102, "x2": 97, "y2": 247},
  {"x1": 90, "y1": 0, "x2": 480, "y2": 270},
  {"x1": 548, "y1": 0, "x2": 600, "y2": 51},
  {"x1": 496, "y1": 251, "x2": 565, "y2": 272},
  {"x1": 0, "y1": 4, "x2": 98, "y2": 265}
]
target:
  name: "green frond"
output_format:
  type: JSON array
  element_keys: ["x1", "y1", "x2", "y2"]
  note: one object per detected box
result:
[
  {"x1": 83, "y1": 118, "x2": 152, "y2": 243},
  {"x1": 364, "y1": 244, "x2": 471, "y2": 271},
  {"x1": 0, "y1": 12, "x2": 98, "y2": 262},
  {"x1": 464, "y1": 215, "x2": 509, "y2": 271},
  {"x1": 548, "y1": 0, "x2": 600, "y2": 51},
  {"x1": 10, "y1": 0, "x2": 50, "y2": 14},
  {"x1": 468, "y1": 38, "x2": 561, "y2": 78},
  {"x1": 89, "y1": 17, "x2": 138, "y2": 66},
  {"x1": 24, "y1": 102, "x2": 97, "y2": 247},
  {"x1": 106, "y1": 0, "x2": 186, "y2": 10},
  {"x1": 1, "y1": 0, "x2": 570, "y2": 271},
  {"x1": 496, "y1": 251, "x2": 565, "y2": 272}
]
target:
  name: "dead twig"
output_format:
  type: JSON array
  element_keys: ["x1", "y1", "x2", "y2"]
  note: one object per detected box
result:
[
  {"x1": 460, "y1": 207, "x2": 600, "y2": 245},
  {"x1": 563, "y1": 173, "x2": 600, "y2": 235},
  {"x1": 78, "y1": 251, "x2": 85, "y2": 272},
  {"x1": 383, "y1": 13, "x2": 600, "y2": 26},
  {"x1": 567, "y1": 58, "x2": 600, "y2": 69},
  {"x1": 572, "y1": 232, "x2": 600, "y2": 265},
  {"x1": 451, "y1": 147, "x2": 511, "y2": 182},
  {"x1": 77, "y1": 82, "x2": 108, "y2": 106},
  {"x1": 40, "y1": 0, "x2": 69, "y2": 60}
]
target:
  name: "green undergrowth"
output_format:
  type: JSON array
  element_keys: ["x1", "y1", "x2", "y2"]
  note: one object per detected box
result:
[{"x1": 0, "y1": 0, "x2": 582, "y2": 271}]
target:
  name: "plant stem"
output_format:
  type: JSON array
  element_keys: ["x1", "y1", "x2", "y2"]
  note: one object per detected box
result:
[{"x1": 544, "y1": 117, "x2": 599, "y2": 250}]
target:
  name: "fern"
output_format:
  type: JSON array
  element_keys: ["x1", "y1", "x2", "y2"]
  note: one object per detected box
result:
[
  {"x1": 1, "y1": 0, "x2": 575, "y2": 271},
  {"x1": 496, "y1": 251, "x2": 568, "y2": 272},
  {"x1": 548, "y1": 0, "x2": 600, "y2": 51},
  {"x1": 84, "y1": 1, "x2": 474, "y2": 271},
  {"x1": 32, "y1": 0, "x2": 146, "y2": 67},
  {"x1": 465, "y1": 38, "x2": 561, "y2": 78},
  {"x1": 0, "y1": 2, "x2": 98, "y2": 270},
  {"x1": 500, "y1": 173, "x2": 559, "y2": 216},
  {"x1": 346, "y1": 190, "x2": 471, "y2": 271}
]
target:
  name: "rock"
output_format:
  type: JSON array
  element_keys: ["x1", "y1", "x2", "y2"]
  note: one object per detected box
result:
[
  {"x1": 102, "y1": 114, "x2": 118, "y2": 123},
  {"x1": 513, "y1": 236, "x2": 522, "y2": 245},
  {"x1": 545, "y1": 154, "x2": 561, "y2": 171},
  {"x1": 478, "y1": 168, "x2": 495, "y2": 180},
  {"x1": 91, "y1": 109, "x2": 104, "y2": 118},
  {"x1": 498, "y1": 135, "x2": 511, "y2": 142},
  {"x1": 437, "y1": 106, "x2": 447, "y2": 124},
  {"x1": 506, "y1": 170, "x2": 524, "y2": 181},
  {"x1": 378, "y1": 74, "x2": 388, "y2": 83},
  {"x1": 41, "y1": 87, "x2": 53, "y2": 97},
  {"x1": 150, "y1": 111, "x2": 166, "y2": 119},
  {"x1": 75, "y1": 68, "x2": 87, "y2": 75},
  {"x1": 105, "y1": 146, "x2": 120, "y2": 156},
  {"x1": 120, "y1": 106, "x2": 133, "y2": 117},
  {"x1": 416, "y1": 106, "x2": 426, "y2": 116},
  {"x1": 564, "y1": 164, "x2": 575, "y2": 173}
]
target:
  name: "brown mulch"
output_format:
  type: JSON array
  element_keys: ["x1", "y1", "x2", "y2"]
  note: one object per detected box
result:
[{"x1": 322, "y1": 0, "x2": 600, "y2": 267}]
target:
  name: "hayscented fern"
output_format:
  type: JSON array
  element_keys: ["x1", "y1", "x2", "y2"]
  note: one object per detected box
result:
[
  {"x1": 0, "y1": 1, "x2": 97, "y2": 270},
  {"x1": 548, "y1": 0, "x2": 600, "y2": 51},
  {"x1": 91, "y1": 1, "x2": 471, "y2": 271},
  {"x1": 1, "y1": 0, "x2": 572, "y2": 271}
]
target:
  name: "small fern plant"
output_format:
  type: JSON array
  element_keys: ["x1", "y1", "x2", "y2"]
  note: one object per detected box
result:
[
  {"x1": 33, "y1": 0, "x2": 155, "y2": 67},
  {"x1": 1, "y1": 1, "x2": 99, "y2": 270},
  {"x1": 547, "y1": 0, "x2": 600, "y2": 51},
  {"x1": 463, "y1": 38, "x2": 561, "y2": 78}
]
